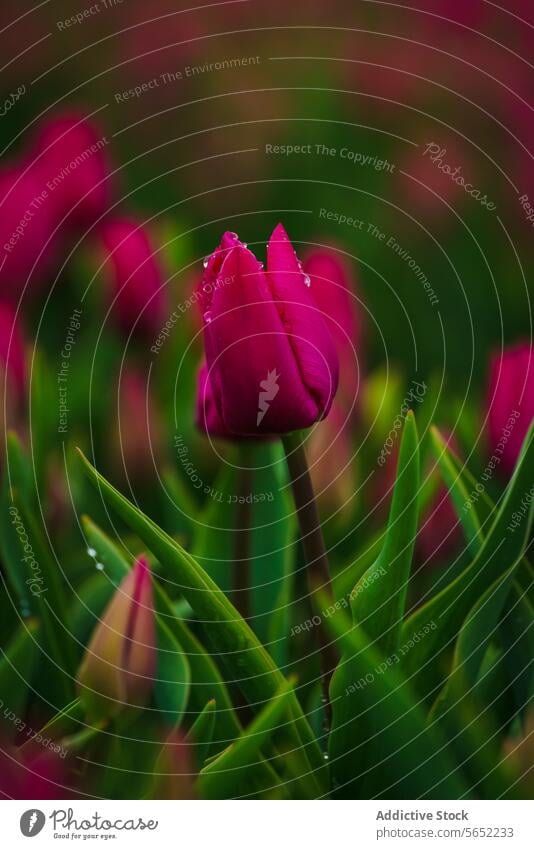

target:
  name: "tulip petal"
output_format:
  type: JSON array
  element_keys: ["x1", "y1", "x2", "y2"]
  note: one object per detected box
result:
[
  {"x1": 204, "y1": 239, "x2": 326, "y2": 433},
  {"x1": 267, "y1": 223, "x2": 339, "y2": 417}
]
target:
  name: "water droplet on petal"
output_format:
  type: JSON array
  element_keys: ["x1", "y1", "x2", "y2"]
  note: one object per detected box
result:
[
  {"x1": 203, "y1": 257, "x2": 209, "y2": 269},
  {"x1": 204, "y1": 310, "x2": 212, "y2": 324},
  {"x1": 303, "y1": 274, "x2": 311, "y2": 288}
]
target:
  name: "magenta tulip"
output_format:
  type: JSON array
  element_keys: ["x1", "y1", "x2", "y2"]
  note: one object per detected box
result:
[
  {"x1": 195, "y1": 361, "x2": 233, "y2": 439},
  {"x1": 0, "y1": 164, "x2": 57, "y2": 301},
  {"x1": 0, "y1": 300, "x2": 26, "y2": 402},
  {"x1": 111, "y1": 366, "x2": 165, "y2": 478},
  {"x1": 197, "y1": 224, "x2": 339, "y2": 436},
  {"x1": 303, "y1": 247, "x2": 361, "y2": 415},
  {"x1": 487, "y1": 343, "x2": 534, "y2": 476},
  {"x1": 417, "y1": 488, "x2": 461, "y2": 565},
  {"x1": 32, "y1": 112, "x2": 112, "y2": 227},
  {"x1": 98, "y1": 217, "x2": 167, "y2": 339},
  {"x1": 77, "y1": 555, "x2": 156, "y2": 716}
]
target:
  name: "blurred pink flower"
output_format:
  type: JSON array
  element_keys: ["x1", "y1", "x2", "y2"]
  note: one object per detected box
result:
[
  {"x1": 197, "y1": 225, "x2": 339, "y2": 436},
  {"x1": 77, "y1": 555, "x2": 156, "y2": 717},
  {"x1": 0, "y1": 165, "x2": 57, "y2": 301},
  {"x1": 0, "y1": 744, "x2": 70, "y2": 800},
  {"x1": 32, "y1": 112, "x2": 113, "y2": 228},
  {"x1": 0, "y1": 300, "x2": 26, "y2": 402},
  {"x1": 112, "y1": 366, "x2": 165, "y2": 479},
  {"x1": 308, "y1": 403, "x2": 356, "y2": 519},
  {"x1": 487, "y1": 342, "x2": 534, "y2": 476},
  {"x1": 416, "y1": 429, "x2": 463, "y2": 566},
  {"x1": 152, "y1": 728, "x2": 195, "y2": 799},
  {"x1": 303, "y1": 247, "x2": 362, "y2": 415},
  {"x1": 98, "y1": 217, "x2": 167, "y2": 340}
]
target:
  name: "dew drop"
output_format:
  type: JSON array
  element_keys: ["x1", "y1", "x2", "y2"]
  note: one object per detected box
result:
[
  {"x1": 203, "y1": 257, "x2": 209, "y2": 269},
  {"x1": 95, "y1": 562, "x2": 105, "y2": 572},
  {"x1": 303, "y1": 274, "x2": 311, "y2": 288},
  {"x1": 204, "y1": 310, "x2": 212, "y2": 324},
  {"x1": 87, "y1": 547, "x2": 97, "y2": 559}
]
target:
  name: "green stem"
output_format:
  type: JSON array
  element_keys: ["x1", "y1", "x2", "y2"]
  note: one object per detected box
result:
[
  {"x1": 233, "y1": 464, "x2": 253, "y2": 622},
  {"x1": 282, "y1": 432, "x2": 337, "y2": 730}
]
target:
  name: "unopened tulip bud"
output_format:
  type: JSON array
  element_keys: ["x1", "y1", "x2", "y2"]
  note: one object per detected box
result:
[
  {"x1": 197, "y1": 224, "x2": 338, "y2": 436},
  {"x1": 487, "y1": 343, "x2": 534, "y2": 477},
  {"x1": 32, "y1": 112, "x2": 112, "y2": 227},
  {"x1": 77, "y1": 555, "x2": 156, "y2": 717},
  {"x1": 0, "y1": 165, "x2": 57, "y2": 301},
  {"x1": 97, "y1": 217, "x2": 167, "y2": 340},
  {"x1": 307, "y1": 403, "x2": 356, "y2": 519},
  {"x1": 111, "y1": 366, "x2": 165, "y2": 479}
]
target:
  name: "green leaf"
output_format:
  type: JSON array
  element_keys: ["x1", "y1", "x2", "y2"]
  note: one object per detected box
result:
[
  {"x1": 76, "y1": 449, "x2": 326, "y2": 785},
  {"x1": 350, "y1": 410, "x2": 419, "y2": 656},
  {"x1": 20, "y1": 698, "x2": 85, "y2": 758},
  {"x1": 185, "y1": 699, "x2": 216, "y2": 769},
  {"x1": 198, "y1": 679, "x2": 296, "y2": 799},
  {"x1": 81, "y1": 515, "x2": 242, "y2": 745},
  {"x1": 0, "y1": 620, "x2": 39, "y2": 741},
  {"x1": 154, "y1": 618, "x2": 191, "y2": 726},
  {"x1": 429, "y1": 426, "x2": 483, "y2": 557},
  {"x1": 323, "y1": 594, "x2": 467, "y2": 799},
  {"x1": 193, "y1": 442, "x2": 295, "y2": 665},
  {"x1": 401, "y1": 424, "x2": 534, "y2": 698},
  {"x1": 429, "y1": 565, "x2": 524, "y2": 797},
  {"x1": 430, "y1": 426, "x2": 534, "y2": 600}
]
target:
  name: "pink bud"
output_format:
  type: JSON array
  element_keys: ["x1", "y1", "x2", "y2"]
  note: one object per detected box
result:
[
  {"x1": 0, "y1": 740, "x2": 69, "y2": 800},
  {"x1": 0, "y1": 300, "x2": 26, "y2": 404},
  {"x1": 32, "y1": 112, "x2": 112, "y2": 227},
  {"x1": 308, "y1": 403, "x2": 356, "y2": 518},
  {"x1": 0, "y1": 164, "x2": 57, "y2": 301},
  {"x1": 487, "y1": 343, "x2": 534, "y2": 476},
  {"x1": 303, "y1": 247, "x2": 362, "y2": 415},
  {"x1": 77, "y1": 555, "x2": 156, "y2": 716},
  {"x1": 98, "y1": 217, "x2": 167, "y2": 340},
  {"x1": 111, "y1": 366, "x2": 164, "y2": 479},
  {"x1": 197, "y1": 224, "x2": 339, "y2": 436},
  {"x1": 417, "y1": 430, "x2": 462, "y2": 565}
]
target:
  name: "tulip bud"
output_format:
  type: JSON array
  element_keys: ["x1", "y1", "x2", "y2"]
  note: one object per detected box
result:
[
  {"x1": 111, "y1": 366, "x2": 165, "y2": 479},
  {"x1": 97, "y1": 217, "x2": 167, "y2": 340},
  {"x1": 77, "y1": 555, "x2": 156, "y2": 717},
  {"x1": 152, "y1": 729, "x2": 195, "y2": 799},
  {"x1": 417, "y1": 429, "x2": 462, "y2": 565},
  {"x1": 32, "y1": 112, "x2": 112, "y2": 227},
  {"x1": 0, "y1": 302, "x2": 26, "y2": 445},
  {"x1": 197, "y1": 224, "x2": 339, "y2": 436},
  {"x1": 0, "y1": 165, "x2": 57, "y2": 301},
  {"x1": 307, "y1": 403, "x2": 356, "y2": 519},
  {"x1": 0, "y1": 301, "x2": 26, "y2": 404},
  {"x1": 302, "y1": 247, "x2": 362, "y2": 415},
  {"x1": 0, "y1": 738, "x2": 68, "y2": 800},
  {"x1": 487, "y1": 343, "x2": 534, "y2": 477}
]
